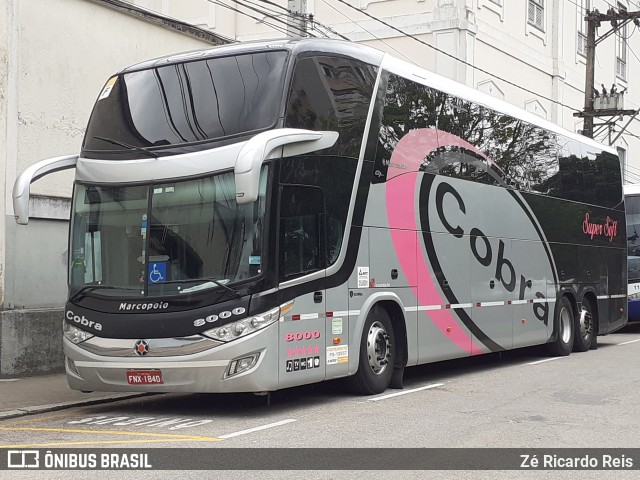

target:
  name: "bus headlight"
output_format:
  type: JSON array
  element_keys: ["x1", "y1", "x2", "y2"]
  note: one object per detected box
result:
[
  {"x1": 63, "y1": 320, "x2": 94, "y2": 344},
  {"x1": 203, "y1": 306, "x2": 280, "y2": 342}
]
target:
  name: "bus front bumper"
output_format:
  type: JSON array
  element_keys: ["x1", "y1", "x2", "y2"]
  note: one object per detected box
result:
[{"x1": 63, "y1": 325, "x2": 280, "y2": 394}]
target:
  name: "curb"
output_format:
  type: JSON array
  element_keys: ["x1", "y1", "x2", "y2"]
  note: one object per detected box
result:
[{"x1": 0, "y1": 393, "x2": 154, "y2": 421}]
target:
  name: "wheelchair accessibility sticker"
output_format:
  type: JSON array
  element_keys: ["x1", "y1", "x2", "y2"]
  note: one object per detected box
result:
[{"x1": 148, "y1": 262, "x2": 167, "y2": 283}]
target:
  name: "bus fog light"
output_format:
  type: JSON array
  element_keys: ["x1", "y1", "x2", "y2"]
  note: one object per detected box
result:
[
  {"x1": 63, "y1": 320, "x2": 94, "y2": 344},
  {"x1": 66, "y1": 357, "x2": 81, "y2": 376},
  {"x1": 225, "y1": 353, "x2": 260, "y2": 378}
]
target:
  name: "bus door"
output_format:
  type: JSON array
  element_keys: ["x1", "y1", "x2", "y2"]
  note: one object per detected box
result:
[{"x1": 277, "y1": 185, "x2": 327, "y2": 388}]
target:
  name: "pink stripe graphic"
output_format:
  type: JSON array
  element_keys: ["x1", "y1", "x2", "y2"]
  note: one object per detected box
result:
[{"x1": 385, "y1": 128, "x2": 486, "y2": 354}]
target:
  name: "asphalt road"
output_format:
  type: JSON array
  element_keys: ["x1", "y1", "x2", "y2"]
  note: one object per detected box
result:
[{"x1": 2, "y1": 323, "x2": 640, "y2": 479}]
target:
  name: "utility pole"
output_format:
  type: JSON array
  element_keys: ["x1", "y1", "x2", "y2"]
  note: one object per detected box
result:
[
  {"x1": 287, "y1": 0, "x2": 308, "y2": 37},
  {"x1": 582, "y1": 12, "x2": 597, "y2": 138},
  {"x1": 575, "y1": 8, "x2": 640, "y2": 141}
]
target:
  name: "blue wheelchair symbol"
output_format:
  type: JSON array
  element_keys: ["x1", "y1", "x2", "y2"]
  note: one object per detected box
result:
[{"x1": 148, "y1": 262, "x2": 167, "y2": 283}]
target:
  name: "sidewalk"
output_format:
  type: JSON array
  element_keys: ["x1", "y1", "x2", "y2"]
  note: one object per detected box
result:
[{"x1": 0, "y1": 374, "x2": 146, "y2": 420}]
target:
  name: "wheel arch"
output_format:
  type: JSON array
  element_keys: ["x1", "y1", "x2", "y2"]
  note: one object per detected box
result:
[
  {"x1": 580, "y1": 290, "x2": 599, "y2": 335},
  {"x1": 549, "y1": 289, "x2": 577, "y2": 344},
  {"x1": 348, "y1": 293, "x2": 407, "y2": 376}
]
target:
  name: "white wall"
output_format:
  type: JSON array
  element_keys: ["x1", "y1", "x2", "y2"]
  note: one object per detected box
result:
[{"x1": 0, "y1": 0, "x2": 222, "y2": 309}]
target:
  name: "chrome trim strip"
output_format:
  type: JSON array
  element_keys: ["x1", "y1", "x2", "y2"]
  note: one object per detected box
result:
[
  {"x1": 75, "y1": 360, "x2": 229, "y2": 368},
  {"x1": 78, "y1": 335, "x2": 222, "y2": 357}
]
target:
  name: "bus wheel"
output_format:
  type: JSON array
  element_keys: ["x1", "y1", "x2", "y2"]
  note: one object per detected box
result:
[
  {"x1": 351, "y1": 307, "x2": 395, "y2": 395},
  {"x1": 573, "y1": 299, "x2": 596, "y2": 352},
  {"x1": 546, "y1": 296, "x2": 574, "y2": 356}
]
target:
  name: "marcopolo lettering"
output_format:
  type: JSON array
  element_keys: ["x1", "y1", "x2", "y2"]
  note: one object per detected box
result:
[
  {"x1": 66, "y1": 310, "x2": 103, "y2": 331},
  {"x1": 435, "y1": 182, "x2": 549, "y2": 325},
  {"x1": 119, "y1": 302, "x2": 169, "y2": 311}
]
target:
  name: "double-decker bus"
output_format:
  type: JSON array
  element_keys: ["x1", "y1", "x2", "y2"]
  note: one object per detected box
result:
[
  {"x1": 13, "y1": 39, "x2": 627, "y2": 395},
  {"x1": 624, "y1": 184, "x2": 640, "y2": 322}
]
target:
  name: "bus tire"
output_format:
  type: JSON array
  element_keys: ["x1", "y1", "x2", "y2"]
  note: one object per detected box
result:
[
  {"x1": 573, "y1": 298, "x2": 596, "y2": 352},
  {"x1": 546, "y1": 296, "x2": 574, "y2": 356},
  {"x1": 350, "y1": 306, "x2": 395, "y2": 395}
]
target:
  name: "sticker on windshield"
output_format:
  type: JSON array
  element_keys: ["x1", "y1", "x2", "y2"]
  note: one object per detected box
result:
[
  {"x1": 249, "y1": 256, "x2": 261, "y2": 265},
  {"x1": 148, "y1": 262, "x2": 167, "y2": 284},
  {"x1": 98, "y1": 76, "x2": 118, "y2": 100}
]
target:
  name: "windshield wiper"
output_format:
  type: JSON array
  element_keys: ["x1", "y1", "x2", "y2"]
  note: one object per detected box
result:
[
  {"x1": 171, "y1": 278, "x2": 240, "y2": 297},
  {"x1": 92, "y1": 135, "x2": 158, "y2": 158},
  {"x1": 70, "y1": 285, "x2": 141, "y2": 302}
]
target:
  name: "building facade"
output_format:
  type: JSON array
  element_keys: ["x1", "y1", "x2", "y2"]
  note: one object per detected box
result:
[
  {"x1": 0, "y1": 0, "x2": 226, "y2": 375},
  {"x1": 3, "y1": 0, "x2": 638, "y2": 375},
  {"x1": 126, "y1": 0, "x2": 640, "y2": 180}
]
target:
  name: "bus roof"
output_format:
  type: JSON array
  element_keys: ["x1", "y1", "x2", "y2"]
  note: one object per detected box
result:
[
  {"x1": 117, "y1": 38, "x2": 614, "y2": 157},
  {"x1": 118, "y1": 38, "x2": 385, "y2": 74}
]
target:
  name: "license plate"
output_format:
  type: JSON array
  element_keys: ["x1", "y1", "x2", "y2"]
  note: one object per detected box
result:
[{"x1": 126, "y1": 370, "x2": 163, "y2": 385}]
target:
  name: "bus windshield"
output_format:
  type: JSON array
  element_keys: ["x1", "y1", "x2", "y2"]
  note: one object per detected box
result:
[
  {"x1": 69, "y1": 167, "x2": 268, "y2": 298},
  {"x1": 82, "y1": 50, "x2": 288, "y2": 156}
]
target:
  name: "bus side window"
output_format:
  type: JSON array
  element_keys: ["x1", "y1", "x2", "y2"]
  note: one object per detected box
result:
[{"x1": 279, "y1": 185, "x2": 326, "y2": 281}]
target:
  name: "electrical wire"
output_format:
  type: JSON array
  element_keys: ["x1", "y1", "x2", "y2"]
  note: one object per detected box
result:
[
  {"x1": 231, "y1": 0, "x2": 317, "y2": 37},
  {"x1": 624, "y1": 25, "x2": 640, "y2": 64},
  {"x1": 319, "y1": 0, "x2": 416, "y2": 64},
  {"x1": 205, "y1": 0, "x2": 311, "y2": 38},
  {"x1": 241, "y1": 0, "x2": 348, "y2": 39},
  {"x1": 257, "y1": 0, "x2": 290, "y2": 14},
  {"x1": 235, "y1": 0, "x2": 310, "y2": 31},
  {"x1": 330, "y1": 0, "x2": 582, "y2": 113},
  {"x1": 231, "y1": 0, "x2": 315, "y2": 37},
  {"x1": 208, "y1": 0, "x2": 291, "y2": 37}
]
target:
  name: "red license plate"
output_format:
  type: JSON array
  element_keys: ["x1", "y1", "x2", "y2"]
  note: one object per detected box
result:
[{"x1": 126, "y1": 370, "x2": 163, "y2": 385}]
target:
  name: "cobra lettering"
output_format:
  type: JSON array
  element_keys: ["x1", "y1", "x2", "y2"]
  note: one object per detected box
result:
[
  {"x1": 435, "y1": 182, "x2": 549, "y2": 325},
  {"x1": 66, "y1": 310, "x2": 103, "y2": 331},
  {"x1": 285, "y1": 331, "x2": 321, "y2": 342}
]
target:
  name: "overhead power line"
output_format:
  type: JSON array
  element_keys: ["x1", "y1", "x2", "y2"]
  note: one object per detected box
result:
[
  {"x1": 330, "y1": 0, "x2": 581, "y2": 114},
  {"x1": 205, "y1": 0, "x2": 313, "y2": 38}
]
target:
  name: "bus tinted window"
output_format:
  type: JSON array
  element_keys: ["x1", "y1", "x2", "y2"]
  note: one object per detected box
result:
[
  {"x1": 487, "y1": 120, "x2": 559, "y2": 193},
  {"x1": 283, "y1": 55, "x2": 375, "y2": 267},
  {"x1": 557, "y1": 136, "x2": 585, "y2": 203},
  {"x1": 600, "y1": 151, "x2": 624, "y2": 208},
  {"x1": 564, "y1": 146, "x2": 623, "y2": 209},
  {"x1": 377, "y1": 76, "x2": 497, "y2": 185},
  {"x1": 627, "y1": 195, "x2": 640, "y2": 258},
  {"x1": 377, "y1": 75, "x2": 565, "y2": 192},
  {"x1": 377, "y1": 73, "x2": 622, "y2": 210},
  {"x1": 285, "y1": 56, "x2": 377, "y2": 158},
  {"x1": 83, "y1": 51, "x2": 288, "y2": 154},
  {"x1": 376, "y1": 75, "x2": 439, "y2": 182},
  {"x1": 279, "y1": 186, "x2": 325, "y2": 280}
]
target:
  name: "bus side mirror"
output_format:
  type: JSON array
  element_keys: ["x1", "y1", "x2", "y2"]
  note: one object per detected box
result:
[
  {"x1": 235, "y1": 128, "x2": 338, "y2": 204},
  {"x1": 12, "y1": 154, "x2": 79, "y2": 225}
]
